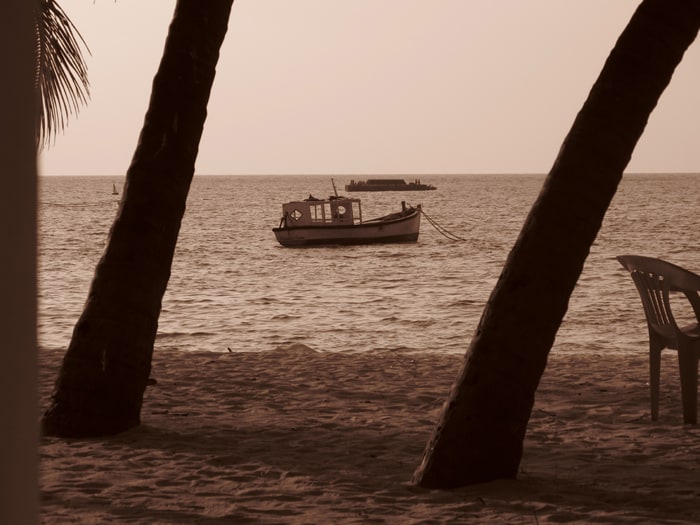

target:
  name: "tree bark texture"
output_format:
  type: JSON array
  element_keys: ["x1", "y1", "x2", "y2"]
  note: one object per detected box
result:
[
  {"x1": 413, "y1": 0, "x2": 700, "y2": 488},
  {"x1": 42, "y1": 0, "x2": 234, "y2": 437}
]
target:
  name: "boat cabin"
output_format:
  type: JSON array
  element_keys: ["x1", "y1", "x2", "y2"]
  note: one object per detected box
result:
[{"x1": 280, "y1": 196, "x2": 363, "y2": 228}]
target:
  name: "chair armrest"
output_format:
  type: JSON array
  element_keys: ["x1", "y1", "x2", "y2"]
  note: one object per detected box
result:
[{"x1": 685, "y1": 291, "x2": 700, "y2": 322}]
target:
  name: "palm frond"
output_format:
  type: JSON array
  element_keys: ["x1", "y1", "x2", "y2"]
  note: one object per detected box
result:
[{"x1": 36, "y1": 0, "x2": 90, "y2": 149}]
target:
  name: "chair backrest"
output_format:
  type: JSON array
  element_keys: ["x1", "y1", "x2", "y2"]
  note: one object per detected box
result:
[{"x1": 617, "y1": 255, "x2": 700, "y2": 337}]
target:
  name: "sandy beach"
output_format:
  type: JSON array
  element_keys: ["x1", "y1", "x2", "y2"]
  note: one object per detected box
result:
[{"x1": 38, "y1": 344, "x2": 700, "y2": 524}]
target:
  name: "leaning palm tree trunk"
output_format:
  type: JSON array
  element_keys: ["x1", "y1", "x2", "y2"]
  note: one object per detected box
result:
[
  {"x1": 42, "y1": 0, "x2": 234, "y2": 437},
  {"x1": 414, "y1": 0, "x2": 700, "y2": 488}
]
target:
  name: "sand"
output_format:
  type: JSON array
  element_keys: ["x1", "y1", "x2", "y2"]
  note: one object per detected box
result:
[{"x1": 39, "y1": 344, "x2": 700, "y2": 524}]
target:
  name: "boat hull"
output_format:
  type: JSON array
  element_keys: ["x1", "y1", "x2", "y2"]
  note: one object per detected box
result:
[
  {"x1": 344, "y1": 178, "x2": 436, "y2": 192},
  {"x1": 273, "y1": 209, "x2": 420, "y2": 247},
  {"x1": 345, "y1": 184, "x2": 434, "y2": 192}
]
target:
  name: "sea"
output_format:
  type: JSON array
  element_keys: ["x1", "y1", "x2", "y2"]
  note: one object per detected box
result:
[{"x1": 38, "y1": 173, "x2": 700, "y2": 357}]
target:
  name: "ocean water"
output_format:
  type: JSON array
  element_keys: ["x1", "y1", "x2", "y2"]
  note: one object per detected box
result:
[{"x1": 38, "y1": 173, "x2": 700, "y2": 357}]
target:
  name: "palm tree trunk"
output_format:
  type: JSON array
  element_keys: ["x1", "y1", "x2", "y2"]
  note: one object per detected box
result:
[
  {"x1": 414, "y1": 0, "x2": 700, "y2": 488},
  {"x1": 1, "y1": 1, "x2": 39, "y2": 520},
  {"x1": 42, "y1": 0, "x2": 234, "y2": 437}
]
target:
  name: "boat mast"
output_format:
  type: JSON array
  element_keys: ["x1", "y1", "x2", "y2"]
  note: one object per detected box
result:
[{"x1": 331, "y1": 178, "x2": 338, "y2": 197}]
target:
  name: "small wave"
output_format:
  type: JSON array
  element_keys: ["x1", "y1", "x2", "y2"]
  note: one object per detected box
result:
[
  {"x1": 447, "y1": 298, "x2": 480, "y2": 307},
  {"x1": 247, "y1": 297, "x2": 280, "y2": 305},
  {"x1": 270, "y1": 314, "x2": 301, "y2": 320},
  {"x1": 156, "y1": 331, "x2": 216, "y2": 339},
  {"x1": 371, "y1": 344, "x2": 422, "y2": 353},
  {"x1": 404, "y1": 319, "x2": 436, "y2": 327}
]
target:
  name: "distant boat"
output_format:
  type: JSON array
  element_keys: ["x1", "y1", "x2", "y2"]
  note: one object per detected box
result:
[
  {"x1": 272, "y1": 194, "x2": 421, "y2": 247},
  {"x1": 344, "y1": 178, "x2": 436, "y2": 192},
  {"x1": 111, "y1": 183, "x2": 119, "y2": 195}
]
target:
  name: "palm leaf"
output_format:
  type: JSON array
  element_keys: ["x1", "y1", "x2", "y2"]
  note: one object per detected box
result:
[{"x1": 36, "y1": 0, "x2": 90, "y2": 149}]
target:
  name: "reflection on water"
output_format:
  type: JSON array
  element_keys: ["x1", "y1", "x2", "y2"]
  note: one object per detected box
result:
[{"x1": 38, "y1": 173, "x2": 700, "y2": 356}]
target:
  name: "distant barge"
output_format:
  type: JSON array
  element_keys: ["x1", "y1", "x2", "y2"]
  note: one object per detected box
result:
[{"x1": 344, "y1": 178, "x2": 436, "y2": 192}]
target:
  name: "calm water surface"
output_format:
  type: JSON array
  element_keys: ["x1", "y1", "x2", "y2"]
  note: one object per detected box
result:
[{"x1": 38, "y1": 173, "x2": 700, "y2": 356}]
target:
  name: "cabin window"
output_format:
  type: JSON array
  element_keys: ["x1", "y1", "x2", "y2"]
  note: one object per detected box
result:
[{"x1": 309, "y1": 204, "x2": 324, "y2": 222}]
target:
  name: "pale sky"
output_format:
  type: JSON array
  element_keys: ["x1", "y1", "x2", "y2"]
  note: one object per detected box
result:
[{"x1": 39, "y1": 1, "x2": 700, "y2": 176}]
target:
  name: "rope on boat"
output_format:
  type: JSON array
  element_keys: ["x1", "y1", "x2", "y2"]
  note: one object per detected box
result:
[{"x1": 416, "y1": 207, "x2": 466, "y2": 242}]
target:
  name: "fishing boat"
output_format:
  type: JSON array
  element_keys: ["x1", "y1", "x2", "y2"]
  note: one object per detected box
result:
[
  {"x1": 344, "y1": 178, "x2": 436, "y2": 192},
  {"x1": 272, "y1": 194, "x2": 421, "y2": 247}
]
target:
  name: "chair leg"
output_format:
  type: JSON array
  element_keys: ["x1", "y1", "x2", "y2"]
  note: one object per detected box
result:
[
  {"x1": 649, "y1": 345, "x2": 662, "y2": 421},
  {"x1": 676, "y1": 349, "x2": 699, "y2": 425}
]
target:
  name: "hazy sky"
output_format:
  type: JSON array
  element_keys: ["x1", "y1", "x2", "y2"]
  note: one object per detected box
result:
[{"x1": 39, "y1": 1, "x2": 700, "y2": 176}]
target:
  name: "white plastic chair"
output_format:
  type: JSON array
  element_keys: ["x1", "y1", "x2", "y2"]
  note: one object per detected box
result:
[{"x1": 617, "y1": 255, "x2": 700, "y2": 424}]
